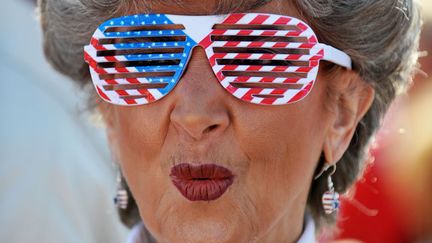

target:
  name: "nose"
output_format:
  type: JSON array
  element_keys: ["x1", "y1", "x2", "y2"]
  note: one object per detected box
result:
[{"x1": 170, "y1": 47, "x2": 230, "y2": 141}]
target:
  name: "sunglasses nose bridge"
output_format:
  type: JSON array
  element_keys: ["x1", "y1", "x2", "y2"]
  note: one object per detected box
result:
[
  {"x1": 174, "y1": 45, "x2": 225, "y2": 104},
  {"x1": 177, "y1": 44, "x2": 217, "y2": 86}
]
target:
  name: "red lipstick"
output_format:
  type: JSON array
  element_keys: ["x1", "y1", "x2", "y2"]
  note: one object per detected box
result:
[{"x1": 169, "y1": 163, "x2": 234, "y2": 201}]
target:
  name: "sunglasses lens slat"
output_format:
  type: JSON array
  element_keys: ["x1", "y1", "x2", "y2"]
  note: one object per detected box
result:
[
  {"x1": 97, "y1": 59, "x2": 181, "y2": 68},
  {"x1": 215, "y1": 59, "x2": 310, "y2": 67},
  {"x1": 211, "y1": 35, "x2": 308, "y2": 43},
  {"x1": 103, "y1": 82, "x2": 169, "y2": 91},
  {"x1": 212, "y1": 46, "x2": 310, "y2": 55},
  {"x1": 104, "y1": 24, "x2": 185, "y2": 32},
  {"x1": 212, "y1": 24, "x2": 300, "y2": 31},
  {"x1": 230, "y1": 82, "x2": 303, "y2": 89},
  {"x1": 99, "y1": 71, "x2": 176, "y2": 80},
  {"x1": 98, "y1": 36, "x2": 187, "y2": 44},
  {"x1": 96, "y1": 48, "x2": 185, "y2": 57},
  {"x1": 221, "y1": 71, "x2": 308, "y2": 78}
]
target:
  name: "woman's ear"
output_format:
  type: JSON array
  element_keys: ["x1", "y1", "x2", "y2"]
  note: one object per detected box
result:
[{"x1": 323, "y1": 70, "x2": 375, "y2": 164}]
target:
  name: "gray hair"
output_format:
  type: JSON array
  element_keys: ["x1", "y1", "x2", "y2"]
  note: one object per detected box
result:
[{"x1": 37, "y1": 0, "x2": 422, "y2": 229}]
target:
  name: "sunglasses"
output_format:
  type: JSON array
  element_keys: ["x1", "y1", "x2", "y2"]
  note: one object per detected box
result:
[{"x1": 84, "y1": 13, "x2": 351, "y2": 106}]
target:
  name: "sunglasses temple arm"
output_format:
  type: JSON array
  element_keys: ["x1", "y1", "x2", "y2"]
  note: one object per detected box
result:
[{"x1": 321, "y1": 44, "x2": 353, "y2": 70}]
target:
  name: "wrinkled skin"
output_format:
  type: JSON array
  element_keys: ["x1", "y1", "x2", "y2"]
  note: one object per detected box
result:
[{"x1": 101, "y1": 1, "x2": 375, "y2": 242}]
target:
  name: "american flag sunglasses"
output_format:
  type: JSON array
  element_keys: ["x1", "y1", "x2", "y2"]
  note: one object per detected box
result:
[{"x1": 84, "y1": 13, "x2": 352, "y2": 106}]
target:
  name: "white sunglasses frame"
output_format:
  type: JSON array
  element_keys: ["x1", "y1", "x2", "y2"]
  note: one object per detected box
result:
[{"x1": 84, "y1": 13, "x2": 352, "y2": 106}]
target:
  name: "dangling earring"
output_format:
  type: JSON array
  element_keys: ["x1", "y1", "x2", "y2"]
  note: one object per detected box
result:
[
  {"x1": 114, "y1": 170, "x2": 128, "y2": 210},
  {"x1": 315, "y1": 163, "x2": 340, "y2": 214}
]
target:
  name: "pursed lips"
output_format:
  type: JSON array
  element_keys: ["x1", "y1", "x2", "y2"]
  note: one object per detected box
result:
[{"x1": 169, "y1": 163, "x2": 235, "y2": 201}]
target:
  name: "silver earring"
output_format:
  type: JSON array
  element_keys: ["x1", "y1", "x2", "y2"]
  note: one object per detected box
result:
[
  {"x1": 114, "y1": 171, "x2": 128, "y2": 210},
  {"x1": 321, "y1": 164, "x2": 339, "y2": 214},
  {"x1": 314, "y1": 163, "x2": 332, "y2": 180}
]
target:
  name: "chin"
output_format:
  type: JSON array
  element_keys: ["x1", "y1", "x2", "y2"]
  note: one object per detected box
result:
[
  {"x1": 164, "y1": 218, "x2": 249, "y2": 243},
  {"x1": 157, "y1": 198, "x2": 253, "y2": 243}
]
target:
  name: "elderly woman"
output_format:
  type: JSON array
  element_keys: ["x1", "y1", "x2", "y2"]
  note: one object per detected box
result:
[{"x1": 38, "y1": 0, "x2": 421, "y2": 242}]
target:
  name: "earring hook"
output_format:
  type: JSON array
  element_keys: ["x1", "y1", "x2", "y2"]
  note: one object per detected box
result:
[{"x1": 314, "y1": 163, "x2": 336, "y2": 180}]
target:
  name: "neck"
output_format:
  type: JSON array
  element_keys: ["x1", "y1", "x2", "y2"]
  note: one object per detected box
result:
[{"x1": 258, "y1": 205, "x2": 307, "y2": 243}]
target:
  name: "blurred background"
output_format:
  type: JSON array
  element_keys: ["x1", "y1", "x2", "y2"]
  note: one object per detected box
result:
[
  {"x1": 332, "y1": 2, "x2": 432, "y2": 243},
  {"x1": 0, "y1": 1, "x2": 431, "y2": 243},
  {"x1": 0, "y1": 1, "x2": 128, "y2": 243}
]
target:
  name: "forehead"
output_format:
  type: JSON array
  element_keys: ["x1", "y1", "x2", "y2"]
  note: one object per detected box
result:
[{"x1": 140, "y1": 0, "x2": 300, "y2": 17}]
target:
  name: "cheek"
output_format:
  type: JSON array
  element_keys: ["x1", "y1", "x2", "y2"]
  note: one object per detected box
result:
[
  {"x1": 233, "y1": 94, "x2": 328, "y2": 231},
  {"x1": 111, "y1": 106, "x2": 173, "y2": 233},
  {"x1": 113, "y1": 108, "x2": 162, "y2": 176},
  {"x1": 113, "y1": 106, "x2": 165, "y2": 153}
]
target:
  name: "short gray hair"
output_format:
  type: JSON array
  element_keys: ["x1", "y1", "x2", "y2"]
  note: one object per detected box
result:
[{"x1": 37, "y1": 0, "x2": 422, "y2": 228}]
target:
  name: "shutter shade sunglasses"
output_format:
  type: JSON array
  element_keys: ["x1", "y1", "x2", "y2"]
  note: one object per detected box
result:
[{"x1": 84, "y1": 13, "x2": 352, "y2": 106}]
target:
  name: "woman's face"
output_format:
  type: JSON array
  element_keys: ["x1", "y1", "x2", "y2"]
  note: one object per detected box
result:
[{"x1": 102, "y1": 1, "x2": 369, "y2": 242}]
